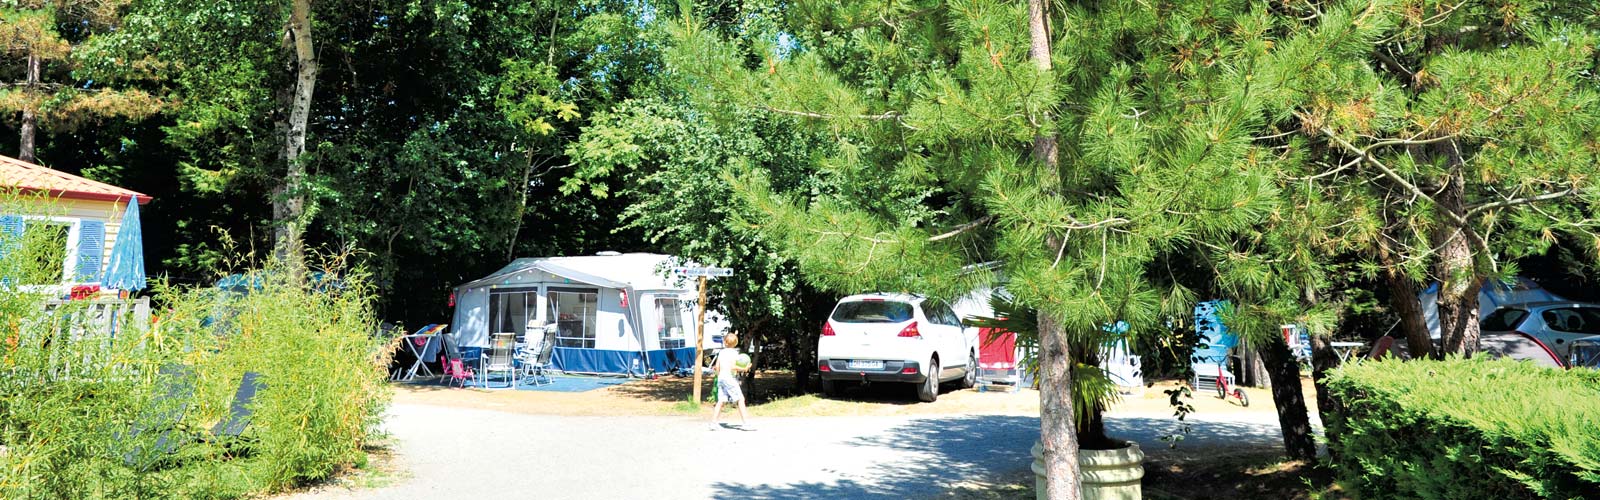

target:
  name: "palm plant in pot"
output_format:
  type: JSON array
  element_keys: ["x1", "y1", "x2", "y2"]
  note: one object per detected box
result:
[{"x1": 970, "y1": 292, "x2": 1147, "y2": 500}]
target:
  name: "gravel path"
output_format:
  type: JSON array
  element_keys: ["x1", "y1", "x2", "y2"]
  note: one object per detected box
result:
[{"x1": 285, "y1": 404, "x2": 1298, "y2": 499}]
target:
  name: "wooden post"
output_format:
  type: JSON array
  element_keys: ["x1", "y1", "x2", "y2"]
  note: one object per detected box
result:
[{"x1": 691, "y1": 276, "x2": 709, "y2": 405}]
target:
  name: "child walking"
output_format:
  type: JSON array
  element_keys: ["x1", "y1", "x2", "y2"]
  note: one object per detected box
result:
[{"x1": 708, "y1": 332, "x2": 753, "y2": 430}]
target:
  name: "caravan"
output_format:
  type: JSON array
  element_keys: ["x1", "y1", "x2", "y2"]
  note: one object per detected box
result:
[{"x1": 449, "y1": 253, "x2": 727, "y2": 376}]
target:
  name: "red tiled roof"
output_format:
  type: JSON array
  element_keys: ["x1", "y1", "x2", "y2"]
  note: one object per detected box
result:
[{"x1": 0, "y1": 154, "x2": 151, "y2": 205}]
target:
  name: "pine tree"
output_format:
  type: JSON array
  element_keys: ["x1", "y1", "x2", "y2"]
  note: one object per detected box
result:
[
  {"x1": 1, "y1": 1, "x2": 161, "y2": 163},
  {"x1": 668, "y1": 0, "x2": 1600, "y2": 484}
]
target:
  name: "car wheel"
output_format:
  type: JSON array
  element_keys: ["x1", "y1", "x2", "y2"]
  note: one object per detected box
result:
[
  {"x1": 821, "y1": 379, "x2": 841, "y2": 397},
  {"x1": 917, "y1": 359, "x2": 939, "y2": 402},
  {"x1": 960, "y1": 352, "x2": 977, "y2": 389}
]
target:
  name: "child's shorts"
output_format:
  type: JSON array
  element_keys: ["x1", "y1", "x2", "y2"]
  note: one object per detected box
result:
[{"x1": 717, "y1": 376, "x2": 744, "y2": 403}]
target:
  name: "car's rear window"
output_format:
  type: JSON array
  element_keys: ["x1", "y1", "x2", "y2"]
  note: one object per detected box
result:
[
  {"x1": 831, "y1": 301, "x2": 914, "y2": 323},
  {"x1": 1481, "y1": 308, "x2": 1529, "y2": 331}
]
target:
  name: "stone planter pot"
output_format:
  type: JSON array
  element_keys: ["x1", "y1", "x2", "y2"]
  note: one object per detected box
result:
[{"x1": 1031, "y1": 440, "x2": 1144, "y2": 500}]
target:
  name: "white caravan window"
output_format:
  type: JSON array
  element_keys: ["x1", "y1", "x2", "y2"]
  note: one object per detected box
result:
[
  {"x1": 548, "y1": 288, "x2": 598, "y2": 348},
  {"x1": 656, "y1": 297, "x2": 686, "y2": 349}
]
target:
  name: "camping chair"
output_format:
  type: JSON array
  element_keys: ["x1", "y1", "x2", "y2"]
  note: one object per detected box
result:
[
  {"x1": 518, "y1": 325, "x2": 557, "y2": 386},
  {"x1": 444, "y1": 357, "x2": 475, "y2": 388},
  {"x1": 211, "y1": 372, "x2": 263, "y2": 440},
  {"x1": 439, "y1": 333, "x2": 476, "y2": 387},
  {"x1": 121, "y1": 365, "x2": 196, "y2": 470},
  {"x1": 480, "y1": 333, "x2": 518, "y2": 389}
]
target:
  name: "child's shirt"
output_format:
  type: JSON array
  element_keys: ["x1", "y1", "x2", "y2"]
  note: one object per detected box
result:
[{"x1": 717, "y1": 347, "x2": 741, "y2": 379}]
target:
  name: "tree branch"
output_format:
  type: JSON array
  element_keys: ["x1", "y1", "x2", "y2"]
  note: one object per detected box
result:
[
  {"x1": 1323, "y1": 128, "x2": 1497, "y2": 271},
  {"x1": 759, "y1": 105, "x2": 902, "y2": 121},
  {"x1": 927, "y1": 215, "x2": 994, "y2": 242},
  {"x1": 1465, "y1": 187, "x2": 1593, "y2": 218}
]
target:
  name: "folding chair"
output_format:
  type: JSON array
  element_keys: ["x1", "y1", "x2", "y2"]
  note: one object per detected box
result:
[
  {"x1": 439, "y1": 334, "x2": 475, "y2": 388},
  {"x1": 480, "y1": 333, "x2": 517, "y2": 389},
  {"x1": 211, "y1": 372, "x2": 263, "y2": 439},
  {"x1": 121, "y1": 365, "x2": 195, "y2": 470},
  {"x1": 519, "y1": 325, "x2": 558, "y2": 386}
]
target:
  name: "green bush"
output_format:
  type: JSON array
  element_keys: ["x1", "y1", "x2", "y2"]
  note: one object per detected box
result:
[
  {"x1": 1, "y1": 194, "x2": 391, "y2": 499},
  {"x1": 1326, "y1": 358, "x2": 1600, "y2": 499}
]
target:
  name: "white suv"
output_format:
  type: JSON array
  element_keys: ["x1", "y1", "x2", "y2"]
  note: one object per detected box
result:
[{"x1": 817, "y1": 293, "x2": 978, "y2": 402}]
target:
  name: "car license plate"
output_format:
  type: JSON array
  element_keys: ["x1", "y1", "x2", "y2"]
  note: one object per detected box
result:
[{"x1": 847, "y1": 360, "x2": 884, "y2": 370}]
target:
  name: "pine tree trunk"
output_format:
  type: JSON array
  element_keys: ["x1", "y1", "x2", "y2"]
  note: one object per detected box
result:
[
  {"x1": 1379, "y1": 219, "x2": 1433, "y2": 358},
  {"x1": 1028, "y1": 0, "x2": 1080, "y2": 496},
  {"x1": 1242, "y1": 344, "x2": 1270, "y2": 388},
  {"x1": 1038, "y1": 310, "x2": 1081, "y2": 499},
  {"x1": 274, "y1": 0, "x2": 317, "y2": 275},
  {"x1": 1259, "y1": 334, "x2": 1317, "y2": 460},
  {"x1": 1432, "y1": 168, "x2": 1482, "y2": 357},
  {"x1": 18, "y1": 53, "x2": 41, "y2": 163}
]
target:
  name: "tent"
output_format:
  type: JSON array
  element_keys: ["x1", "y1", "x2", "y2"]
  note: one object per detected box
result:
[{"x1": 449, "y1": 253, "x2": 727, "y2": 376}]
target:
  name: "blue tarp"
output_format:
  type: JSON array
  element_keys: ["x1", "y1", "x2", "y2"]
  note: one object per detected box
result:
[{"x1": 1193, "y1": 300, "x2": 1239, "y2": 363}]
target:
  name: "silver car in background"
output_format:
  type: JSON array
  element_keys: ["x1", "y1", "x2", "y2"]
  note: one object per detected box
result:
[{"x1": 1480, "y1": 302, "x2": 1600, "y2": 366}]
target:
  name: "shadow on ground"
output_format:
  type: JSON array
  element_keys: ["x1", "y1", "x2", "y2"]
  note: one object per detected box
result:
[
  {"x1": 711, "y1": 415, "x2": 1038, "y2": 499},
  {"x1": 1103, "y1": 415, "x2": 1284, "y2": 459},
  {"x1": 605, "y1": 373, "x2": 805, "y2": 404}
]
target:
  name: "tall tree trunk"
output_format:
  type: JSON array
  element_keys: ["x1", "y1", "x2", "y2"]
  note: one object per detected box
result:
[
  {"x1": 18, "y1": 53, "x2": 41, "y2": 163},
  {"x1": 506, "y1": 148, "x2": 536, "y2": 260},
  {"x1": 1310, "y1": 315, "x2": 1354, "y2": 461},
  {"x1": 1028, "y1": 0, "x2": 1080, "y2": 497},
  {"x1": 1378, "y1": 219, "x2": 1433, "y2": 358},
  {"x1": 1433, "y1": 168, "x2": 1482, "y2": 357},
  {"x1": 1038, "y1": 311, "x2": 1081, "y2": 500},
  {"x1": 274, "y1": 0, "x2": 317, "y2": 275},
  {"x1": 1259, "y1": 334, "x2": 1317, "y2": 460}
]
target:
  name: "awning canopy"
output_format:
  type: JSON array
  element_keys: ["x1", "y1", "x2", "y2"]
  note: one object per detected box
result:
[{"x1": 456, "y1": 253, "x2": 688, "y2": 292}]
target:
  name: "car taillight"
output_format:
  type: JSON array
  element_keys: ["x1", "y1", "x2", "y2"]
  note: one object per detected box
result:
[
  {"x1": 818, "y1": 360, "x2": 831, "y2": 372},
  {"x1": 821, "y1": 322, "x2": 836, "y2": 336},
  {"x1": 898, "y1": 322, "x2": 921, "y2": 338},
  {"x1": 902, "y1": 366, "x2": 918, "y2": 374}
]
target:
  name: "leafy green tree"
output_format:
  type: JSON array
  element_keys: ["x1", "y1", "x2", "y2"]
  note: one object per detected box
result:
[{"x1": 567, "y1": 96, "x2": 839, "y2": 391}]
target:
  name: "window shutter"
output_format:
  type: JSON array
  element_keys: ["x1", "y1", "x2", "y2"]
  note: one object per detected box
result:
[
  {"x1": 77, "y1": 220, "x2": 105, "y2": 282},
  {"x1": 0, "y1": 215, "x2": 22, "y2": 260}
]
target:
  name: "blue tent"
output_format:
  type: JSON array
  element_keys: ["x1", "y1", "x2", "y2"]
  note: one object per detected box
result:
[{"x1": 103, "y1": 201, "x2": 146, "y2": 291}]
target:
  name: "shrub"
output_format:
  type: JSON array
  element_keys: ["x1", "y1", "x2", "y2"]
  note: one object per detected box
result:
[
  {"x1": 1326, "y1": 358, "x2": 1600, "y2": 499},
  {"x1": 1, "y1": 195, "x2": 390, "y2": 498}
]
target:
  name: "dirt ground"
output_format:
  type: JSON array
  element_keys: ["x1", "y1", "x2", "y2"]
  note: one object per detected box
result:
[{"x1": 391, "y1": 371, "x2": 1320, "y2": 419}]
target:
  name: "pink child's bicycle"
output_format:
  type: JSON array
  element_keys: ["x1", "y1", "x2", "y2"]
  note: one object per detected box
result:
[{"x1": 1212, "y1": 355, "x2": 1249, "y2": 407}]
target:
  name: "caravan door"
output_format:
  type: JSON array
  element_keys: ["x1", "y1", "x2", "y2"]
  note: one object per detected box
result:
[{"x1": 488, "y1": 286, "x2": 540, "y2": 344}]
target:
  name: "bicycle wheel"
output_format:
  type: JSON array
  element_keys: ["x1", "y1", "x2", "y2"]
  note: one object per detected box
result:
[
  {"x1": 1215, "y1": 380, "x2": 1226, "y2": 399},
  {"x1": 1235, "y1": 388, "x2": 1250, "y2": 407}
]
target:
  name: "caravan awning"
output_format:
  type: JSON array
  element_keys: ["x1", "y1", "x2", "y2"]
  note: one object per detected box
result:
[{"x1": 458, "y1": 258, "x2": 631, "y2": 290}]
